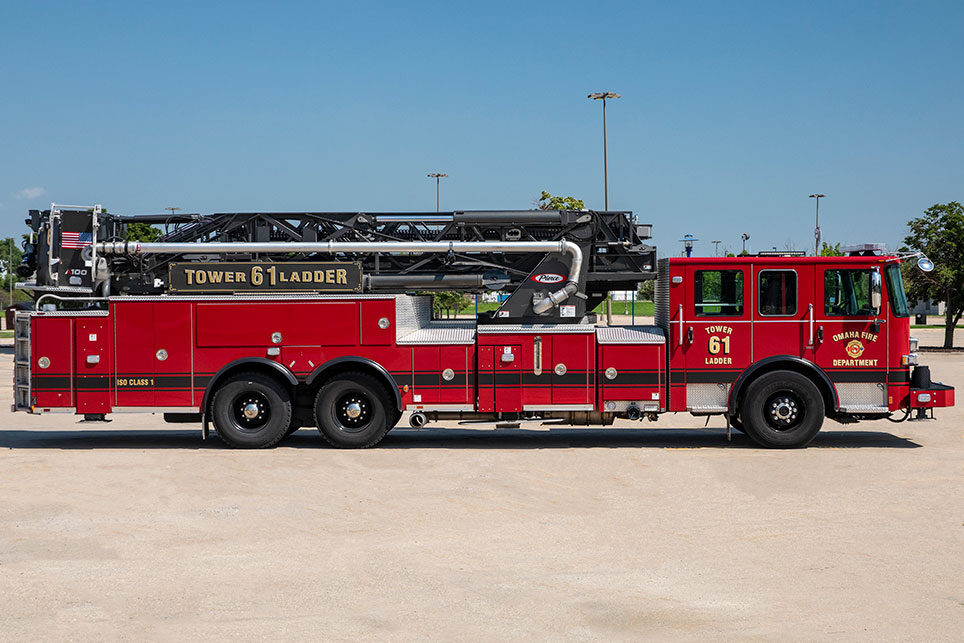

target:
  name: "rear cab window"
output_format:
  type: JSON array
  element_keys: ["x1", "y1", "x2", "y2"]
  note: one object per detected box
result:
[{"x1": 759, "y1": 270, "x2": 797, "y2": 316}]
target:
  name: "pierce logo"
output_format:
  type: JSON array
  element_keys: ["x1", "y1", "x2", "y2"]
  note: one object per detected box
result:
[
  {"x1": 845, "y1": 339, "x2": 865, "y2": 359},
  {"x1": 531, "y1": 273, "x2": 565, "y2": 284}
]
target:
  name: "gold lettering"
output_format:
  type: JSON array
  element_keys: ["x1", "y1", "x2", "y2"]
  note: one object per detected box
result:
[
  {"x1": 289, "y1": 271, "x2": 299, "y2": 282},
  {"x1": 236, "y1": 271, "x2": 246, "y2": 283},
  {"x1": 314, "y1": 270, "x2": 325, "y2": 283},
  {"x1": 336, "y1": 269, "x2": 347, "y2": 284},
  {"x1": 195, "y1": 271, "x2": 206, "y2": 284}
]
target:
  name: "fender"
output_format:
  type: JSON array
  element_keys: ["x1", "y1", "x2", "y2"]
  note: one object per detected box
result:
[
  {"x1": 727, "y1": 355, "x2": 839, "y2": 415},
  {"x1": 200, "y1": 357, "x2": 299, "y2": 414},
  {"x1": 306, "y1": 356, "x2": 403, "y2": 411}
]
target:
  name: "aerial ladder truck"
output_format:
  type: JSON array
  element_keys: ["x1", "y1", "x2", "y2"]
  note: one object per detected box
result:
[{"x1": 11, "y1": 204, "x2": 953, "y2": 448}]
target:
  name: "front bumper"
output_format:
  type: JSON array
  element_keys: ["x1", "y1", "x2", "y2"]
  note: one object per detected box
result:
[{"x1": 909, "y1": 383, "x2": 954, "y2": 409}]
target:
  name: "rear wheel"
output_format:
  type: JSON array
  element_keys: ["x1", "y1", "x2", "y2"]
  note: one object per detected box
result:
[
  {"x1": 314, "y1": 372, "x2": 393, "y2": 448},
  {"x1": 741, "y1": 370, "x2": 824, "y2": 448},
  {"x1": 211, "y1": 372, "x2": 293, "y2": 448}
]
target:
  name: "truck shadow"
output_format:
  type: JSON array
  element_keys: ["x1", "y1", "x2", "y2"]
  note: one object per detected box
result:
[{"x1": 0, "y1": 428, "x2": 921, "y2": 450}]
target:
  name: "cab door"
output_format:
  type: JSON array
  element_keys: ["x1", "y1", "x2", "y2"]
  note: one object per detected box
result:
[
  {"x1": 682, "y1": 263, "x2": 751, "y2": 412},
  {"x1": 751, "y1": 265, "x2": 815, "y2": 360},
  {"x1": 812, "y1": 264, "x2": 888, "y2": 410}
]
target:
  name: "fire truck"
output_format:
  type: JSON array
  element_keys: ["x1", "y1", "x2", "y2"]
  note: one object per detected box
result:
[{"x1": 11, "y1": 204, "x2": 954, "y2": 449}]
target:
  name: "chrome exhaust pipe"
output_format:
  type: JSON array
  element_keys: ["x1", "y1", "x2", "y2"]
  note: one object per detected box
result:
[{"x1": 409, "y1": 411, "x2": 428, "y2": 428}]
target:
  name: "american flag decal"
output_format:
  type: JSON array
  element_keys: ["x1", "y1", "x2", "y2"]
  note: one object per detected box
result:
[{"x1": 61, "y1": 231, "x2": 92, "y2": 249}]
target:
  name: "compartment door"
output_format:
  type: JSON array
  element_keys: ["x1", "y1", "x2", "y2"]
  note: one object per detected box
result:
[
  {"x1": 114, "y1": 302, "x2": 155, "y2": 407},
  {"x1": 494, "y1": 345, "x2": 522, "y2": 412},
  {"x1": 75, "y1": 318, "x2": 111, "y2": 413}
]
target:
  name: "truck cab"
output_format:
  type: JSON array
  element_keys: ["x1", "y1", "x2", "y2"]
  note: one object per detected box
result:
[{"x1": 659, "y1": 252, "x2": 953, "y2": 446}]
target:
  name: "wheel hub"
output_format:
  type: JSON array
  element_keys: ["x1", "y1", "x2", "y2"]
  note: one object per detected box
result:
[
  {"x1": 336, "y1": 393, "x2": 371, "y2": 430},
  {"x1": 768, "y1": 395, "x2": 799, "y2": 427},
  {"x1": 232, "y1": 393, "x2": 270, "y2": 430}
]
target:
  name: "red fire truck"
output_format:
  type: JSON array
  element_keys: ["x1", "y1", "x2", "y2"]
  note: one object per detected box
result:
[{"x1": 12, "y1": 205, "x2": 953, "y2": 448}]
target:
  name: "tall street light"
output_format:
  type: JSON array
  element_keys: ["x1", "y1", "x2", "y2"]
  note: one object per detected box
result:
[
  {"x1": 427, "y1": 173, "x2": 448, "y2": 213},
  {"x1": 809, "y1": 194, "x2": 825, "y2": 255},
  {"x1": 588, "y1": 92, "x2": 620, "y2": 210},
  {"x1": 712, "y1": 240, "x2": 722, "y2": 256}
]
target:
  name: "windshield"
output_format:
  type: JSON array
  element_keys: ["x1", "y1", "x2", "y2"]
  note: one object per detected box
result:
[{"x1": 885, "y1": 264, "x2": 910, "y2": 317}]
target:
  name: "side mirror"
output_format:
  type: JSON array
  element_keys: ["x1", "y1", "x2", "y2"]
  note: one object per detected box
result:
[
  {"x1": 870, "y1": 270, "x2": 882, "y2": 312},
  {"x1": 917, "y1": 256, "x2": 934, "y2": 272}
]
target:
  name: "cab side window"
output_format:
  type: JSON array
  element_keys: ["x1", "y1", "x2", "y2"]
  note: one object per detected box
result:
[
  {"x1": 824, "y1": 269, "x2": 874, "y2": 316},
  {"x1": 759, "y1": 270, "x2": 797, "y2": 316},
  {"x1": 694, "y1": 270, "x2": 743, "y2": 316}
]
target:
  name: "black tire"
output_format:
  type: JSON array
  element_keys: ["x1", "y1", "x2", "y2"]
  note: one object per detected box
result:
[
  {"x1": 314, "y1": 372, "x2": 393, "y2": 448},
  {"x1": 211, "y1": 371, "x2": 293, "y2": 448},
  {"x1": 741, "y1": 370, "x2": 825, "y2": 448}
]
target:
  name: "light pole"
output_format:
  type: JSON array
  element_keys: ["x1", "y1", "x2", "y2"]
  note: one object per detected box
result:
[
  {"x1": 741, "y1": 233, "x2": 750, "y2": 255},
  {"x1": 588, "y1": 92, "x2": 620, "y2": 210},
  {"x1": 712, "y1": 240, "x2": 722, "y2": 256},
  {"x1": 809, "y1": 194, "x2": 825, "y2": 255},
  {"x1": 679, "y1": 234, "x2": 698, "y2": 257},
  {"x1": 427, "y1": 173, "x2": 447, "y2": 213}
]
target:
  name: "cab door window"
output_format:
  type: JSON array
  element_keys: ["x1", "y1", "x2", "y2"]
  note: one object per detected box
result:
[
  {"x1": 759, "y1": 270, "x2": 797, "y2": 316},
  {"x1": 824, "y1": 269, "x2": 875, "y2": 316},
  {"x1": 694, "y1": 270, "x2": 743, "y2": 316}
]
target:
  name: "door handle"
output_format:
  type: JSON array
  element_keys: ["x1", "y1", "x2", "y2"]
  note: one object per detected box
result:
[
  {"x1": 687, "y1": 326, "x2": 693, "y2": 344},
  {"x1": 817, "y1": 326, "x2": 823, "y2": 343}
]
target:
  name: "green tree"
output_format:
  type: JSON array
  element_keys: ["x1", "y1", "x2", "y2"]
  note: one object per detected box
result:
[
  {"x1": 819, "y1": 242, "x2": 844, "y2": 256},
  {"x1": 638, "y1": 280, "x2": 655, "y2": 301},
  {"x1": 125, "y1": 222, "x2": 162, "y2": 242},
  {"x1": 1, "y1": 237, "x2": 26, "y2": 302},
  {"x1": 901, "y1": 202, "x2": 964, "y2": 348},
  {"x1": 537, "y1": 190, "x2": 585, "y2": 211},
  {"x1": 433, "y1": 291, "x2": 470, "y2": 319}
]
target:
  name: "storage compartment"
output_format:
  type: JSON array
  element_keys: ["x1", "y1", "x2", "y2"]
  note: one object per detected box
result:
[{"x1": 195, "y1": 302, "x2": 358, "y2": 347}]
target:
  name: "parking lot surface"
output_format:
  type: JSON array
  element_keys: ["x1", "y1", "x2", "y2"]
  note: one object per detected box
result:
[{"x1": 1, "y1": 338, "x2": 961, "y2": 640}]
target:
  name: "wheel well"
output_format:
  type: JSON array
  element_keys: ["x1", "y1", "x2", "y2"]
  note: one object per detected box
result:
[
  {"x1": 201, "y1": 359, "x2": 297, "y2": 414},
  {"x1": 306, "y1": 358, "x2": 402, "y2": 412},
  {"x1": 731, "y1": 359, "x2": 837, "y2": 417}
]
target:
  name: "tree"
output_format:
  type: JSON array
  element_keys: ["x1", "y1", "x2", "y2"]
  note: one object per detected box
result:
[
  {"x1": 125, "y1": 222, "x2": 162, "y2": 242},
  {"x1": 901, "y1": 202, "x2": 964, "y2": 348},
  {"x1": 537, "y1": 190, "x2": 585, "y2": 211},
  {"x1": 432, "y1": 291, "x2": 470, "y2": 319},
  {"x1": 819, "y1": 242, "x2": 844, "y2": 256},
  {"x1": 1, "y1": 237, "x2": 25, "y2": 301},
  {"x1": 638, "y1": 280, "x2": 655, "y2": 301}
]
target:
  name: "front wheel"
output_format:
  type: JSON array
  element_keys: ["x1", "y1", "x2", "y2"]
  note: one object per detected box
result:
[
  {"x1": 314, "y1": 372, "x2": 393, "y2": 448},
  {"x1": 741, "y1": 370, "x2": 825, "y2": 448}
]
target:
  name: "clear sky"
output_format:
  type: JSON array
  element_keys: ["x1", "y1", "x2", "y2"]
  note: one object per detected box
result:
[{"x1": 1, "y1": 1, "x2": 961, "y2": 256}]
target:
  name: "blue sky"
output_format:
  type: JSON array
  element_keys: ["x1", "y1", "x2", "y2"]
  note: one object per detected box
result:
[{"x1": 1, "y1": 1, "x2": 961, "y2": 255}]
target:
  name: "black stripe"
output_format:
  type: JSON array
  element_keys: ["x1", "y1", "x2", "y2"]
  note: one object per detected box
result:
[
  {"x1": 413, "y1": 373, "x2": 438, "y2": 386},
  {"x1": 32, "y1": 375, "x2": 72, "y2": 390},
  {"x1": 685, "y1": 370, "x2": 742, "y2": 383},
  {"x1": 495, "y1": 373, "x2": 521, "y2": 386},
  {"x1": 76, "y1": 377, "x2": 110, "y2": 390},
  {"x1": 827, "y1": 370, "x2": 886, "y2": 383},
  {"x1": 478, "y1": 372, "x2": 493, "y2": 386},
  {"x1": 606, "y1": 372, "x2": 660, "y2": 386},
  {"x1": 888, "y1": 370, "x2": 910, "y2": 384}
]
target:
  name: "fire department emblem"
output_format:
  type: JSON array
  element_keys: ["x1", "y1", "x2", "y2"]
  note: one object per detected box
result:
[{"x1": 845, "y1": 339, "x2": 865, "y2": 358}]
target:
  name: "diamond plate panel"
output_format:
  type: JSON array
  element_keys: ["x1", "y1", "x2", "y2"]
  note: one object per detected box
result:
[
  {"x1": 686, "y1": 382, "x2": 730, "y2": 411},
  {"x1": 836, "y1": 382, "x2": 886, "y2": 408}
]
